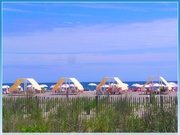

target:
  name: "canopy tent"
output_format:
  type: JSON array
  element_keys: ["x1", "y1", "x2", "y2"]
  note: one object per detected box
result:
[
  {"x1": 114, "y1": 77, "x2": 128, "y2": 90},
  {"x1": 70, "y1": 78, "x2": 84, "y2": 90},
  {"x1": 9, "y1": 78, "x2": 41, "y2": 92},
  {"x1": 141, "y1": 76, "x2": 172, "y2": 91},
  {"x1": 96, "y1": 77, "x2": 128, "y2": 91},
  {"x1": 53, "y1": 77, "x2": 84, "y2": 91},
  {"x1": 96, "y1": 78, "x2": 109, "y2": 90}
]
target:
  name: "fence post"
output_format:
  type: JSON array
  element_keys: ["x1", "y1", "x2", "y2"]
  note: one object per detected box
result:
[
  {"x1": 150, "y1": 92, "x2": 155, "y2": 104},
  {"x1": 150, "y1": 92, "x2": 152, "y2": 104},
  {"x1": 108, "y1": 91, "x2": 110, "y2": 99},
  {"x1": 146, "y1": 96, "x2": 149, "y2": 103},
  {"x1": 160, "y1": 96, "x2": 163, "y2": 111},
  {"x1": 175, "y1": 96, "x2": 177, "y2": 105},
  {"x1": 95, "y1": 95, "x2": 99, "y2": 115},
  {"x1": 66, "y1": 89, "x2": 69, "y2": 99},
  {"x1": 35, "y1": 96, "x2": 39, "y2": 108},
  {"x1": 150, "y1": 92, "x2": 156, "y2": 105}
]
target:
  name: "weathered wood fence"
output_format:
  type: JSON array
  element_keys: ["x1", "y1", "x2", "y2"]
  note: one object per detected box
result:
[{"x1": 3, "y1": 95, "x2": 178, "y2": 132}]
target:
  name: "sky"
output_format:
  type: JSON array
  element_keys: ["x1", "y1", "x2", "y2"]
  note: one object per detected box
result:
[{"x1": 2, "y1": 2, "x2": 178, "y2": 83}]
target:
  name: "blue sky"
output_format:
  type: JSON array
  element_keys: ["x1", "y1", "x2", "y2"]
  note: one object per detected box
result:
[{"x1": 2, "y1": 2, "x2": 178, "y2": 83}]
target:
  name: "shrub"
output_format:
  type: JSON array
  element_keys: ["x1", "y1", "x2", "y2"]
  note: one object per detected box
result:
[
  {"x1": 20, "y1": 124, "x2": 49, "y2": 132},
  {"x1": 160, "y1": 87, "x2": 166, "y2": 92}
]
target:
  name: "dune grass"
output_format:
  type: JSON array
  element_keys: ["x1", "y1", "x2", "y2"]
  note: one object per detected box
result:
[{"x1": 3, "y1": 95, "x2": 177, "y2": 132}]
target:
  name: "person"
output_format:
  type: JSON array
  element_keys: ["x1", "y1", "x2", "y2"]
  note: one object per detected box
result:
[
  {"x1": 21, "y1": 87, "x2": 23, "y2": 91},
  {"x1": 156, "y1": 88, "x2": 160, "y2": 94},
  {"x1": 6, "y1": 88, "x2": 9, "y2": 94},
  {"x1": 43, "y1": 87, "x2": 46, "y2": 93},
  {"x1": 146, "y1": 88, "x2": 150, "y2": 94}
]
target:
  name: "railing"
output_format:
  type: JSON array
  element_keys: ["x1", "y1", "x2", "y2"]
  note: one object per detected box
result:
[{"x1": 3, "y1": 95, "x2": 178, "y2": 132}]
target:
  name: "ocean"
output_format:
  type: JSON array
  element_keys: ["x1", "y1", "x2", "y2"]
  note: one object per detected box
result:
[{"x1": 2, "y1": 81, "x2": 178, "y2": 91}]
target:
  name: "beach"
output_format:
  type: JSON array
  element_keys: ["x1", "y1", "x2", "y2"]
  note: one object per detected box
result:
[{"x1": 3, "y1": 90, "x2": 178, "y2": 99}]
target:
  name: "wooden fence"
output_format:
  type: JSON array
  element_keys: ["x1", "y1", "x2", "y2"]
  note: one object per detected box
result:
[{"x1": 3, "y1": 95, "x2": 178, "y2": 132}]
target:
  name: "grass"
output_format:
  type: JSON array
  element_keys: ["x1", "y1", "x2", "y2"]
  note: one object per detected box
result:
[{"x1": 3, "y1": 96, "x2": 178, "y2": 132}]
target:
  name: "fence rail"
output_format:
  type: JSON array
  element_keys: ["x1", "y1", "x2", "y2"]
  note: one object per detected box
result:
[{"x1": 3, "y1": 95, "x2": 178, "y2": 132}]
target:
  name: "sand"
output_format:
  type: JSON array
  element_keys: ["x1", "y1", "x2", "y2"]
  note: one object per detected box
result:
[{"x1": 2, "y1": 90, "x2": 177, "y2": 99}]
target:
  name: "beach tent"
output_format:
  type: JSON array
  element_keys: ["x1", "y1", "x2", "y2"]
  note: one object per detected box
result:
[
  {"x1": 53, "y1": 77, "x2": 84, "y2": 91},
  {"x1": 141, "y1": 76, "x2": 172, "y2": 91},
  {"x1": 96, "y1": 78, "x2": 109, "y2": 91},
  {"x1": 9, "y1": 78, "x2": 41, "y2": 92},
  {"x1": 96, "y1": 77, "x2": 128, "y2": 91}
]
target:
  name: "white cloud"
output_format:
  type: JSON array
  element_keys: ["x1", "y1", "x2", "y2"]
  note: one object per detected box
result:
[
  {"x1": 60, "y1": 3, "x2": 177, "y2": 12},
  {"x1": 3, "y1": 17, "x2": 177, "y2": 82},
  {"x1": 2, "y1": 7, "x2": 26, "y2": 12},
  {"x1": 2, "y1": 6, "x2": 62, "y2": 15},
  {"x1": 3, "y1": 52, "x2": 177, "y2": 66},
  {"x1": 2, "y1": 3, "x2": 178, "y2": 82},
  {"x1": 3, "y1": 52, "x2": 177, "y2": 82},
  {"x1": 3, "y1": 18, "x2": 177, "y2": 55}
]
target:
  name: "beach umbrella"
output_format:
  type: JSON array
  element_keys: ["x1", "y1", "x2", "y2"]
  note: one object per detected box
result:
[
  {"x1": 123, "y1": 83, "x2": 129, "y2": 86},
  {"x1": 110, "y1": 83, "x2": 117, "y2": 86},
  {"x1": 116, "y1": 84, "x2": 122, "y2": 88},
  {"x1": 88, "y1": 83, "x2": 97, "y2": 91},
  {"x1": 101, "y1": 84, "x2": 109, "y2": 88},
  {"x1": 43, "y1": 84, "x2": 48, "y2": 87},
  {"x1": 153, "y1": 83, "x2": 160, "y2": 87},
  {"x1": 88, "y1": 83, "x2": 97, "y2": 86},
  {"x1": 168, "y1": 82, "x2": 176, "y2": 85},
  {"x1": 170, "y1": 84, "x2": 176, "y2": 87},
  {"x1": 39, "y1": 85, "x2": 44, "y2": 88},
  {"x1": 61, "y1": 84, "x2": 69, "y2": 88},
  {"x1": 145, "y1": 84, "x2": 150, "y2": 88},
  {"x1": 159, "y1": 84, "x2": 165, "y2": 87},
  {"x1": 132, "y1": 83, "x2": 141, "y2": 87},
  {"x1": 88, "y1": 83, "x2": 96, "y2": 90},
  {"x1": 50, "y1": 85, "x2": 55, "y2": 88},
  {"x1": 100, "y1": 84, "x2": 110, "y2": 91},
  {"x1": 168, "y1": 82, "x2": 177, "y2": 87},
  {"x1": 40, "y1": 84, "x2": 48, "y2": 88},
  {"x1": 70, "y1": 84, "x2": 77, "y2": 87},
  {"x1": 116, "y1": 84, "x2": 128, "y2": 88},
  {"x1": 27, "y1": 84, "x2": 33, "y2": 88},
  {"x1": 2, "y1": 85, "x2": 10, "y2": 89},
  {"x1": 149, "y1": 83, "x2": 156, "y2": 87},
  {"x1": 132, "y1": 83, "x2": 139, "y2": 87}
]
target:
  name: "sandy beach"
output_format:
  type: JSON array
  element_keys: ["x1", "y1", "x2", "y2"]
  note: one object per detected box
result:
[{"x1": 3, "y1": 91, "x2": 177, "y2": 99}]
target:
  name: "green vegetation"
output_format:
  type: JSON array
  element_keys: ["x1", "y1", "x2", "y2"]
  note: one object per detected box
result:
[
  {"x1": 3, "y1": 96, "x2": 177, "y2": 132},
  {"x1": 160, "y1": 87, "x2": 166, "y2": 92}
]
